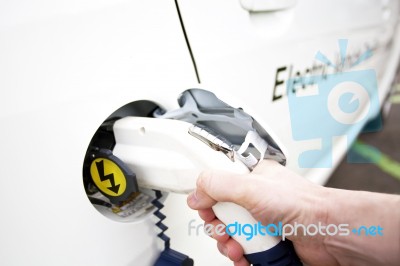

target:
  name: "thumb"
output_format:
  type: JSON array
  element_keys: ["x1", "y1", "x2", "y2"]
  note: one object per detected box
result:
[{"x1": 187, "y1": 169, "x2": 256, "y2": 210}]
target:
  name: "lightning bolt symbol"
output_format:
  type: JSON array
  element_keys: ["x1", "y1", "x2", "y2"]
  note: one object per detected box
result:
[{"x1": 95, "y1": 160, "x2": 120, "y2": 194}]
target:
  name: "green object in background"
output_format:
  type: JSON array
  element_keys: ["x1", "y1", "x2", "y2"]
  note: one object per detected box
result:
[
  {"x1": 391, "y1": 84, "x2": 400, "y2": 104},
  {"x1": 390, "y1": 94, "x2": 400, "y2": 104},
  {"x1": 351, "y1": 140, "x2": 400, "y2": 181}
]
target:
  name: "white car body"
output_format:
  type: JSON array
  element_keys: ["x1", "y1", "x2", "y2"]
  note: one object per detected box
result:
[{"x1": 1, "y1": 0, "x2": 399, "y2": 265}]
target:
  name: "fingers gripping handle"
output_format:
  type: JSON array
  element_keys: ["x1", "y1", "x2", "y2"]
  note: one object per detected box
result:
[
  {"x1": 212, "y1": 202, "x2": 280, "y2": 254},
  {"x1": 212, "y1": 202, "x2": 302, "y2": 265}
]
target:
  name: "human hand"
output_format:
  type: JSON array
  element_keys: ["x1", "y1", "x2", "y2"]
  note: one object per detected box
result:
[{"x1": 187, "y1": 160, "x2": 337, "y2": 266}]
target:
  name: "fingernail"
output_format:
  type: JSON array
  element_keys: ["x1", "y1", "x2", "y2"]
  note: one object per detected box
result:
[
  {"x1": 222, "y1": 246, "x2": 229, "y2": 257},
  {"x1": 187, "y1": 190, "x2": 198, "y2": 205}
]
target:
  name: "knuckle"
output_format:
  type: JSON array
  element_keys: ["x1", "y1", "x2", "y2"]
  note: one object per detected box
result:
[{"x1": 197, "y1": 170, "x2": 214, "y2": 190}]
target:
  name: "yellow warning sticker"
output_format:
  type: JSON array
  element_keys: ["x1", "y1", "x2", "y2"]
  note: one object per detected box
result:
[{"x1": 90, "y1": 158, "x2": 126, "y2": 197}]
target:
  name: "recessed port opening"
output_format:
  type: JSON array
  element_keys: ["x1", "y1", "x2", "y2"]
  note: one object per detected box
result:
[{"x1": 82, "y1": 100, "x2": 168, "y2": 222}]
